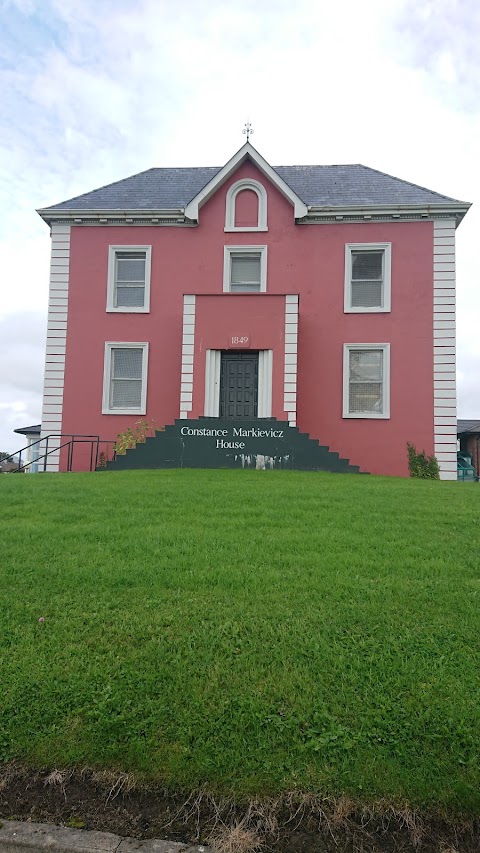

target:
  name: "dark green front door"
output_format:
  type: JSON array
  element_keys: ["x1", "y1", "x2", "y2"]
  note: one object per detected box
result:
[{"x1": 220, "y1": 351, "x2": 259, "y2": 419}]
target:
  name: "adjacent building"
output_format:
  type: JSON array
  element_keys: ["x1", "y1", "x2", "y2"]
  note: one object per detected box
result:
[
  {"x1": 457, "y1": 420, "x2": 480, "y2": 478},
  {"x1": 13, "y1": 424, "x2": 41, "y2": 472}
]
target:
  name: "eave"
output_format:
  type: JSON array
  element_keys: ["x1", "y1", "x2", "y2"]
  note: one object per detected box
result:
[
  {"x1": 37, "y1": 201, "x2": 471, "y2": 228},
  {"x1": 302, "y1": 201, "x2": 471, "y2": 225},
  {"x1": 36, "y1": 208, "x2": 192, "y2": 226}
]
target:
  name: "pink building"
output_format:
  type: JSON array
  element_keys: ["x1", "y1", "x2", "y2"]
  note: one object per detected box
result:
[{"x1": 37, "y1": 143, "x2": 470, "y2": 477}]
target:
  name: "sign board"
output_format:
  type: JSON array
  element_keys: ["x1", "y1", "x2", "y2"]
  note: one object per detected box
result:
[{"x1": 105, "y1": 418, "x2": 360, "y2": 474}]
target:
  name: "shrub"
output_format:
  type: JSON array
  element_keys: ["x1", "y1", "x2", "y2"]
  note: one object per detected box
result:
[
  {"x1": 407, "y1": 442, "x2": 440, "y2": 479},
  {"x1": 114, "y1": 419, "x2": 162, "y2": 455}
]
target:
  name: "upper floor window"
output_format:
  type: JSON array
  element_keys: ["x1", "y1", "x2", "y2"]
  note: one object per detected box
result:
[
  {"x1": 225, "y1": 179, "x2": 268, "y2": 232},
  {"x1": 344, "y1": 243, "x2": 391, "y2": 312},
  {"x1": 107, "y1": 246, "x2": 152, "y2": 312},
  {"x1": 343, "y1": 343, "x2": 390, "y2": 419},
  {"x1": 223, "y1": 245, "x2": 267, "y2": 292}
]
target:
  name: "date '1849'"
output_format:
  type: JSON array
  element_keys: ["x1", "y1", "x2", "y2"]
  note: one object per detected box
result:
[{"x1": 230, "y1": 335, "x2": 249, "y2": 346}]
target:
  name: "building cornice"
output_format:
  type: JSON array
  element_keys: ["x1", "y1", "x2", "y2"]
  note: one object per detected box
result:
[
  {"x1": 301, "y1": 202, "x2": 471, "y2": 225},
  {"x1": 37, "y1": 201, "x2": 471, "y2": 228},
  {"x1": 36, "y1": 208, "x2": 194, "y2": 226}
]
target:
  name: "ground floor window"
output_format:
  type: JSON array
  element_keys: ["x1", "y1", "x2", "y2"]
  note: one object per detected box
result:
[
  {"x1": 102, "y1": 342, "x2": 149, "y2": 415},
  {"x1": 343, "y1": 344, "x2": 390, "y2": 418}
]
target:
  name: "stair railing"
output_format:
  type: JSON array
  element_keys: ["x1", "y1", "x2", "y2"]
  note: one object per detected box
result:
[{"x1": 3, "y1": 434, "x2": 117, "y2": 473}]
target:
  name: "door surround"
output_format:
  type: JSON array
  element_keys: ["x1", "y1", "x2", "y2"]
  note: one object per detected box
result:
[
  {"x1": 179, "y1": 292, "x2": 298, "y2": 422},
  {"x1": 205, "y1": 349, "x2": 272, "y2": 418}
]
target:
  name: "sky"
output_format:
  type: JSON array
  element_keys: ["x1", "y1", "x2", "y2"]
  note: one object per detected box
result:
[{"x1": 0, "y1": 0, "x2": 479, "y2": 453}]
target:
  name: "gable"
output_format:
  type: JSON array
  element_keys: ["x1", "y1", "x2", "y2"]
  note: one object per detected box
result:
[{"x1": 184, "y1": 143, "x2": 308, "y2": 221}]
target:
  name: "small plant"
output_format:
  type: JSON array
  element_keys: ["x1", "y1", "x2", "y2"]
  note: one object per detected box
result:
[
  {"x1": 66, "y1": 816, "x2": 86, "y2": 829},
  {"x1": 98, "y1": 452, "x2": 107, "y2": 468},
  {"x1": 407, "y1": 442, "x2": 440, "y2": 479},
  {"x1": 114, "y1": 419, "x2": 162, "y2": 455}
]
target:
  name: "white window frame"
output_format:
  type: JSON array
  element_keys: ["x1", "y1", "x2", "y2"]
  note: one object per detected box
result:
[
  {"x1": 343, "y1": 343, "x2": 390, "y2": 419},
  {"x1": 106, "y1": 245, "x2": 152, "y2": 313},
  {"x1": 102, "y1": 342, "x2": 149, "y2": 415},
  {"x1": 344, "y1": 243, "x2": 391, "y2": 313},
  {"x1": 223, "y1": 245, "x2": 268, "y2": 293},
  {"x1": 225, "y1": 179, "x2": 268, "y2": 232}
]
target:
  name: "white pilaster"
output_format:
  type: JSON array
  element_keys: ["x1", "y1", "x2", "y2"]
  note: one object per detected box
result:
[
  {"x1": 284, "y1": 295, "x2": 299, "y2": 426},
  {"x1": 433, "y1": 219, "x2": 457, "y2": 480},
  {"x1": 40, "y1": 224, "x2": 70, "y2": 471},
  {"x1": 180, "y1": 295, "x2": 195, "y2": 419}
]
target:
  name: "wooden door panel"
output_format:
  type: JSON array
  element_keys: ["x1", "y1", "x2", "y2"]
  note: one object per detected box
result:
[{"x1": 220, "y1": 352, "x2": 259, "y2": 419}]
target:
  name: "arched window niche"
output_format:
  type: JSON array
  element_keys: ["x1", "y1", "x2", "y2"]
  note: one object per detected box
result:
[{"x1": 225, "y1": 179, "x2": 268, "y2": 232}]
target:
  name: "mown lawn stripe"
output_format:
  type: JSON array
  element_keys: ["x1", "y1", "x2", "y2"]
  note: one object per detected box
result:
[{"x1": 0, "y1": 470, "x2": 479, "y2": 810}]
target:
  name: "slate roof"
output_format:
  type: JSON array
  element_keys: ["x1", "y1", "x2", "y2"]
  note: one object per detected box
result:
[
  {"x1": 40, "y1": 163, "x2": 466, "y2": 213},
  {"x1": 458, "y1": 419, "x2": 480, "y2": 434},
  {"x1": 14, "y1": 424, "x2": 41, "y2": 435}
]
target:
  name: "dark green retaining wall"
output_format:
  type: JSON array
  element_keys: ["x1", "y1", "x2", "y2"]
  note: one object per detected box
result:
[{"x1": 101, "y1": 418, "x2": 364, "y2": 474}]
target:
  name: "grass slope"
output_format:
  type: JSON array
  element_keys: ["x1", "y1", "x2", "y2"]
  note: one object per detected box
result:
[{"x1": 1, "y1": 470, "x2": 479, "y2": 811}]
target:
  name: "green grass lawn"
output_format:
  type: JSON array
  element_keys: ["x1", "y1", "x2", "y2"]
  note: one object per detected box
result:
[{"x1": 1, "y1": 470, "x2": 479, "y2": 811}]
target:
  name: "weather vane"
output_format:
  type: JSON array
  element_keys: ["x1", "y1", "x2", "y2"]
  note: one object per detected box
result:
[{"x1": 242, "y1": 122, "x2": 254, "y2": 142}]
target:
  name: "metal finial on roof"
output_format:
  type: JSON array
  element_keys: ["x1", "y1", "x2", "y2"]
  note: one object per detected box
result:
[{"x1": 242, "y1": 122, "x2": 254, "y2": 142}]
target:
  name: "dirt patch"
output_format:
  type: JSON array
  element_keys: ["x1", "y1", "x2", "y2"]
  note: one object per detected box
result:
[{"x1": 0, "y1": 764, "x2": 478, "y2": 853}]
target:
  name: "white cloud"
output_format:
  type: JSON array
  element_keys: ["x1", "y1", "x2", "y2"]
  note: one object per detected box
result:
[
  {"x1": 1, "y1": 0, "x2": 479, "y2": 454},
  {"x1": 3, "y1": 0, "x2": 36, "y2": 13},
  {"x1": 395, "y1": 0, "x2": 480, "y2": 110},
  {"x1": 0, "y1": 313, "x2": 45, "y2": 452}
]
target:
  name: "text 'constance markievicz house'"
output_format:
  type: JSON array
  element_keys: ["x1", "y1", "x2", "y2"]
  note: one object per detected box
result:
[{"x1": 36, "y1": 142, "x2": 470, "y2": 477}]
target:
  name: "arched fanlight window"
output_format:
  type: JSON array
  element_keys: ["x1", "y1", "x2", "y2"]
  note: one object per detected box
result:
[{"x1": 225, "y1": 179, "x2": 267, "y2": 232}]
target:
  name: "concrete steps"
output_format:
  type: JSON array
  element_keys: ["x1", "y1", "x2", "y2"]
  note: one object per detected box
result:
[{"x1": 102, "y1": 418, "x2": 365, "y2": 474}]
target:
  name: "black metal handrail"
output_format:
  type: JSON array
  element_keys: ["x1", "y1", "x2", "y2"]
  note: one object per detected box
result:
[{"x1": 3, "y1": 434, "x2": 116, "y2": 473}]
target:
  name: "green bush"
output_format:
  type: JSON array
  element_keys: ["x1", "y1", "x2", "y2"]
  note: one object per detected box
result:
[
  {"x1": 407, "y1": 442, "x2": 440, "y2": 479},
  {"x1": 114, "y1": 419, "x2": 162, "y2": 455}
]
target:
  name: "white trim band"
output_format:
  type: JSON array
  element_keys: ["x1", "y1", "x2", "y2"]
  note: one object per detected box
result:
[
  {"x1": 40, "y1": 224, "x2": 71, "y2": 472},
  {"x1": 180, "y1": 296, "x2": 196, "y2": 418},
  {"x1": 433, "y1": 219, "x2": 457, "y2": 480},
  {"x1": 284, "y1": 295, "x2": 299, "y2": 425}
]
